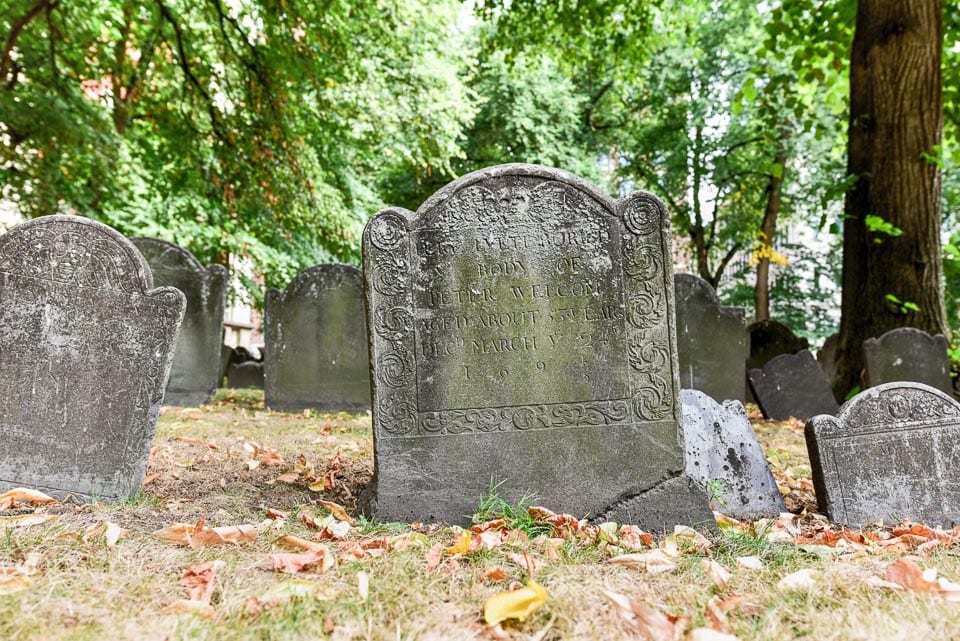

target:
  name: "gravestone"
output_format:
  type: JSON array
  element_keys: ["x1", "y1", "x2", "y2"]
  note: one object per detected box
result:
[
  {"x1": 864, "y1": 327, "x2": 952, "y2": 394},
  {"x1": 360, "y1": 163, "x2": 714, "y2": 530},
  {"x1": 817, "y1": 332, "x2": 839, "y2": 388},
  {"x1": 806, "y1": 382, "x2": 960, "y2": 527},
  {"x1": 745, "y1": 320, "x2": 809, "y2": 403},
  {"x1": 227, "y1": 361, "x2": 264, "y2": 389},
  {"x1": 264, "y1": 264, "x2": 370, "y2": 412},
  {"x1": 748, "y1": 350, "x2": 839, "y2": 421},
  {"x1": 0, "y1": 216, "x2": 185, "y2": 501},
  {"x1": 681, "y1": 389, "x2": 785, "y2": 520},
  {"x1": 675, "y1": 274, "x2": 747, "y2": 403},
  {"x1": 132, "y1": 238, "x2": 228, "y2": 406}
]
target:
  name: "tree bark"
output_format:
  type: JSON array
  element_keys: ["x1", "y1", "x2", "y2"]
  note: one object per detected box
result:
[
  {"x1": 833, "y1": 0, "x2": 947, "y2": 399},
  {"x1": 754, "y1": 147, "x2": 787, "y2": 321}
]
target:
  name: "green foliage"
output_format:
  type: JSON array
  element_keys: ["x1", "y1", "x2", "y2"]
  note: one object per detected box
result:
[
  {"x1": 473, "y1": 480, "x2": 553, "y2": 538},
  {"x1": 864, "y1": 215, "x2": 904, "y2": 240}
]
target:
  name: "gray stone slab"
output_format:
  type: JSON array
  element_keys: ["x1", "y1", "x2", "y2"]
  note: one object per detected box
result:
[
  {"x1": 806, "y1": 382, "x2": 960, "y2": 527},
  {"x1": 681, "y1": 389, "x2": 785, "y2": 520},
  {"x1": 864, "y1": 327, "x2": 952, "y2": 394},
  {"x1": 227, "y1": 361, "x2": 264, "y2": 389},
  {"x1": 132, "y1": 238, "x2": 228, "y2": 406},
  {"x1": 360, "y1": 163, "x2": 711, "y2": 529},
  {"x1": 745, "y1": 320, "x2": 809, "y2": 404},
  {"x1": 675, "y1": 274, "x2": 747, "y2": 403},
  {"x1": 817, "y1": 332, "x2": 839, "y2": 387},
  {"x1": 264, "y1": 264, "x2": 370, "y2": 412},
  {"x1": 0, "y1": 216, "x2": 185, "y2": 501},
  {"x1": 748, "y1": 350, "x2": 838, "y2": 421}
]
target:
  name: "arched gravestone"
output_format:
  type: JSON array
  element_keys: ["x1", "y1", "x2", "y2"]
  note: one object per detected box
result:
[
  {"x1": 360, "y1": 164, "x2": 714, "y2": 530},
  {"x1": 131, "y1": 238, "x2": 228, "y2": 406},
  {"x1": 806, "y1": 382, "x2": 960, "y2": 527},
  {"x1": 863, "y1": 327, "x2": 952, "y2": 395},
  {"x1": 264, "y1": 264, "x2": 371, "y2": 412},
  {"x1": 745, "y1": 319, "x2": 809, "y2": 403},
  {"x1": 748, "y1": 350, "x2": 839, "y2": 421},
  {"x1": 0, "y1": 216, "x2": 185, "y2": 501},
  {"x1": 675, "y1": 274, "x2": 747, "y2": 403}
]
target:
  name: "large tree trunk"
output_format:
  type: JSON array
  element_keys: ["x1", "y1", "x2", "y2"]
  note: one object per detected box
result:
[
  {"x1": 754, "y1": 147, "x2": 787, "y2": 321},
  {"x1": 833, "y1": 0, "x2": 947, "y2": 399}
]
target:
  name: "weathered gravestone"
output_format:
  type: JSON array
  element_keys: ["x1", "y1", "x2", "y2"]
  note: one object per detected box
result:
[
  {"x1": 265, "y1": 264, "x2": 371, "y2": 412},
  {"x1": 0, "y1": 216, "x2": 185, "y2": 501},
  {"x1": 360, "y1": 163, "x2": 714, "y2": 531},
  {"x1": 864, "y1": 327, "x2": 952, "y2": 395},
  {"x1": 748, "y1": 350, "x2": 839, "y2": 421},
  {"x1": 817, "y1": 332, "x2": 839, "y2": 388},
  {"x1": 806, "y1": 382, "x2": 960, "y2": 527},
  {"x1": 675, "y1": 274, "x2": 747, "y2": 403},
  {"x1": 132, "y1": 238, "x2": 228, "y2": 406},
  {"x1": 681, "y1": 389, "x2": 785, "y2": 520},
  {"x1": 745, "y1": 320, "x2": 809, "y2": 403},
  {"x1": 227, "y1": 360, "x2": 264, "y2": 389}
]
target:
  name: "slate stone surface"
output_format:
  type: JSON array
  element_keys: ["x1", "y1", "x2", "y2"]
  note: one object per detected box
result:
[
  {"x1": 132, "y1": 238, "x2": 228, "y2": 406},
  {"x1": 817, "y1": 332, "x2": 839, "y2": 388},
  {"x1": 864, "y1": 327, "x2": 952, "y2": 394},
  {"x1": 745, "y1": 320, "x2": 809, "y2": 404},
  {"x1": 681, "y1": 389, "x2": 785, "y2": 520},
  {"x1": 675, "y1": 274, "x2": 747, "y2": 403},
  {"x1": 227, "y1": 361, "x2": 264, "y2": 389},
  {"x1": 264, "y1": 264, "x2": 370, "y2": 412},
  {"x1": 360, "y1": 163, "x2": 711, "y2": 529},
  {"x1": 806, "y1": 382, "x2": 960, "y2": 527},
  {"x1": 748, "y1": 350, "x2": 838, "y2": 421},
  {"x1": 0, "y1": 216, "x2": 185, "y2": 501}
]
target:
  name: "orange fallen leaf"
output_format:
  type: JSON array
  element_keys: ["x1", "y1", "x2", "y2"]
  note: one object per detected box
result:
[
  {"x1": 141, "y1": 473, "x2": 161, "y2": 486},
  {"x1": 153, "y1": 516, "x2": 257, "y2": 547},
  {"x1": 604, "y1": 590, "x2": 685, "y2": 641},
  {"x1": 885, "y1": 558, "x2": 960, "y2": 600},
  {"x1": 318, "y1": 500, "x2": 355, "y2": 524},
  {"x1": 505, "y1": 552, "x2": 539, "y2": 577},
  {"x1": 271, "y1": 548, "x2": 334, "y2": 574},
  {"x1": 425, "y1": 542, "x2": 443, "y2": 573},
  {"x1": 0, "y1": 488, "x2": 57, "y2": 511},
  {"x1": 277, "y1": 534, "x2": 327, "y2": 552},
  {"x1": 180, "y1": 560, "x2": 224, "y2": 604},
  {"x1": 481, "y1": 567, "x2": 508, "y2": 582},
  {"x1": 483, "y1": 580, "x2": 547, "y2": 625},
  {"x1": 700, "y1": 559, "x2": 731, "y2": 590}
]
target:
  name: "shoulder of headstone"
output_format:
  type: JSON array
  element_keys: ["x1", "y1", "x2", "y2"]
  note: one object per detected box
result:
[{"x1": 866, "y1": 327, "x2": 949, "y2": 350}]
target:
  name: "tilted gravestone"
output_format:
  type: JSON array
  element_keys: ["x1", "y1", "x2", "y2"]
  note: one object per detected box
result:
[
  {"x1": 745, "y1": 319, "x2": 809, "y2": 403},
  {"x1": 864, "y1": 327, "x2": 952, "y2": 395},
  {"x1": 675, "y1": 274, "x2": 747, "y2": 403},
  {"x1": 132, "y1": 238, "x2": 228, "y2": 406},
  {"x1": 264, "y1": 264, "x2": 371, "y2": 412},
  {"x1": 806, "y1": 382, "x2": 960, "y2": 527},
  {"x1": 681, "y1": 389, "x2": 785, "y2": 521},
  {"x1": 748, "y1": 350, "x2": 839, "y2": 421},
  {"x1": 0, "y1": 216, "x2": 185, "y2": 501},
  {"x1": 360, "y1": 163, "x2": 714, "y2": 530}
]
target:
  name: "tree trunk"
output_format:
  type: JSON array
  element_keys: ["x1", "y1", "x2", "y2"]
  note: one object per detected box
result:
[
  {"x1": 754, "y1": 147, "x2": 787, "y2": 321},
  {"x1": 833, "y1": 0, "x2": 947, "y2": 399}
]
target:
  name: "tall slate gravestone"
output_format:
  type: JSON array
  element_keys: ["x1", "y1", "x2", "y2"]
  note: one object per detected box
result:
[
  {"x1": 806, "y1": 382, "x2": 960, "y2": 527},
  {"x1": 748, "y1": 350, "x2": 839, "y2": 421},
  {"x1": 745, "y1": 320, "x2": 809, "y2": 403},
  {"x1": 675, "y1": 274, "x2": 747, "y2": 403},
  {"x1": 361, "y1": 164, "x2": 714, "y2": 531},
  {"x1": 265, "y1": 264, "x2": 371, "y2": 412},
  {"x1": 681, "y1": 389, "x2": 785, "y2": 520},
  {"x1": 864, "y1": 327, "x2": 952, "y2": 395},
  {"x1": 0, "y1": 216, "x2": 185, "y2": 501},
  {"x1": 131, "y1": 238, "x2": 228, "y2": 406}
]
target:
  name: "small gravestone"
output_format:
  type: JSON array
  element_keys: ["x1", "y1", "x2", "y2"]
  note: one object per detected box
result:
[
  {"x1": 681, "y1": 389, "x2": 785, "y2": 520},
  {"x1": 132, "y1": 238, "x2": 228, "y2": 406},
  {"x1": 360, "y1": 163, "x2": 713, "y2": 531},
  {"x1": 0, "y1": 216, "x2": 185, "y2": 501},
  {"x1": 864, "y1": 327, "x2": 952, "y2": 394},
  {"x1": 675, "y1": 274, "x2": 747, "y2": 403},
  {"x1": 227, "y1": 361, "x2": 264, "y2": 389},
  {"x1": 745, "y1": 320, "x2": 809, "y2": 403},
  {"x1": 748, "y1": 350, "x2": 839, "y2": 421},
  {"x1": 806, "y1": 382, "x2": 960, "y2": 527},
  {"x1": 817, "y1": 332, "x2": 839, "y2": 387},
  {"x1": 264, "y1": 265, "x2": 370, "y2": 412}
]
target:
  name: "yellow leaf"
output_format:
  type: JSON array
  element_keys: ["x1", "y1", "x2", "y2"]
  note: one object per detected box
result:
[
  {"x1": 483, "y1": 580, "x2": 548, "y2": 625},
  {"x1": 318, "y1": 500, "x2": 355, "y2": 524},
  {"x1": 444, "y1": 530, "x2": 472, "y2": 555}
]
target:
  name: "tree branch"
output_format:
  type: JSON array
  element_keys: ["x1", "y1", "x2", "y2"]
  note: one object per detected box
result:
[{"x1": 0, "y1": 0, "x2": 55, "y2": 85}]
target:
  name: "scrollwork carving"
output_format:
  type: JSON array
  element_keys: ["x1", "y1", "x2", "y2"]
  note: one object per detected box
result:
[
  {"x1": 376, "y1": 352, "x2": 414, "y2": 388},
  {"x1": 378, "y1": 396, "x2": 418, "y2": 436},
  {"x1": 632, "y1": 373, "x2": 671, "y2": 421},
  {"x1": 374, "y1": 305, "x2": 413, "y2": 342},
  {"x1": 626, "y1": 283, "x2": 665, "y2": 330},
  {"x1": 368, "y1": 215, "x2": 407, "y2": 251},
  {"x1": 622, "y1": 195, "x2": 664, "y2": 236}
]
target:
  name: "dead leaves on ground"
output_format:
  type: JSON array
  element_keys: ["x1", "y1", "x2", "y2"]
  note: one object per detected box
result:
[{"x1": 154, "y1": 515, "x2": 257, "y2": 547}]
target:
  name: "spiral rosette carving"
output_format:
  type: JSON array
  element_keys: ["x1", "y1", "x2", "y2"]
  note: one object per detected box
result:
[
  {"x1": 626, "y1": 284, "x2": 665, "y2": 329},
  {"x1": 628, "y1": 337, "x2": 669, "y2": 374},
  {"x1": 372, "y1": 255, "x2": 408, "y2": 296},
  {"x1": 374, "y1": 305, "x2": 413, "y2": 342},
  {"x1": 632, "y1": 373, "x2": 671, "y2": 421},
  {"x1": 368, "y1": 215, "x2": 406, "y2": 250},
  {"x1": 509, "y1": 406, "x2": 543, "y2": 430},
  {"x1": 376, "y1": 352, "x2": 414, "y2": 388},
  {"x1": 622, "y1": 240, "x2": 663, "y2": 279},
  {"x1": 378, "y1": 396, "x2": 418, "y2": 436},
  {"x1": 622, "y1": 196, "x2": 664, "y2": 236}
]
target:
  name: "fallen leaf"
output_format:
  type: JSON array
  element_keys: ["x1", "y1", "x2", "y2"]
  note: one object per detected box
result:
[
  {"x1": 618, "y1": 525, "x2": 655, "y2": 550},
  {"x1": 885, "y1": 558, "x2": 960, "y2": 600},
  {"x1": 243, "y1": 580, "x2": 332, "y2": 618},
  {"x1": 483, "y1": 580, "x2": 548, "y2": 625},
  {"x1": 506, "y1": 552, "x2": 539, "y2": 577},
  {"x1": 777, "y1": 568, "x2": 819, "y2": 591},
  {"x1": 0, "y1": 514, "x2": 58, "y2": 531},
  {"x1": 271, "y1": 548, "x2": 333, "y2": 574},
  {"x1": 700, "y1": 559, "x2": 731, "y2": 589},
  {"x1": 266, "y1": 508, "x2": 289, "y2": 520},
  {"x1": 0, "y1": 572, "x2": 31, "y2": 595},
  {"x1": 318, "y1": 499, "x2": 355, "y2": 524},
  {"x1": 276, "y1": 534, "x2": 328, "y2": 552},
  {"x1": 609, "y1": 550, "x2": 677, "y2": 574},
  {"x1": 736, "y1": 556, "x2": 763, "y2": 570},
  {"x1": 274, "y1": 472, "x2": 300, "y2": 484},
  {"x1": 0, "y1": 488, "x2": 57, "y2": 510},
  {"x1": 425, "y1": 542, "x2": 443, "y2": 573},
  {"x1": 153, "y1": 516, "x2": 257, "y2": 547},
  {"x1": 604, "y1": 591, "x2": 685, "y2": 641},
  {"x1": 142, "y1": 472, "x2": 161, "y2": 486},
  {"x1": 180, "y1": 560, "x2": 224, "y2": 604},
  {"x1": 445, "y1": 530, "x2": 472, "y2": 555},
  {"x1": 103, "y1": 522, "x2": 127, "y2": 547},
  {"x1": 358, "y1": 571, "x2": 369, "y2": 601},
  {"x1": 704, "y1": 595, "x2": 727, "y2": 630},
  {"x1": 482, "y1": 567, "x2": 508, "y2": 582},
  {"x1": 261, "y1": 448, "x2": 284, "y2": 467}
]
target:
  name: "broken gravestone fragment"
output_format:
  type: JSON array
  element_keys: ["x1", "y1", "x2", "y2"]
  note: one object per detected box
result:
[
  {"x1": 864, "y1": 327, "x2": 952, "y2": 395},
  {"x1": 0, "y1": 216, "x2": 185, "y2": 501},
  {"x1": 681, "y1": 389, "x2": 785, "y2": 521},
  {"x1": 360, "y1": 163, "x2": 713, "y2": 533},
  {"x1": 264, "y1": 264, "x2": 371, "y2": 412},
  {"x1": 748, "y1": 350, "x2": 839, "y2": 421},
  {"x1": 132, "y1": 238, "x2": 228, "y2": 406},
  {"x1": 806, "y1": 382, "x2": 960, "y2": 527}
]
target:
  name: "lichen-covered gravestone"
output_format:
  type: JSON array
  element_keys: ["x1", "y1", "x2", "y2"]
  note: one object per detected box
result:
[
  {"x1": 864, "y1": 327, "x2": 952, "y2": 394},
  {"x1": 681, "y1": 389, "x2": 784, "y2": 520},
  {"x1": 361, "y1": 164, "x2": 713, "y2": 530},
  {"x1": 0, "y1": 216, "x2": 185, "y2": 500},
  {"x1": 265, "y1": 264, "x2": 371, "y2": 412},
  {"x1": 748, "y1": 350, "x2": 838, "y2": 421},
  {"x1": 806, "y1": 382, "x2": 960, "y2": 527},
  {"x1": 675, "y1": 274, "x2": 747, "y2": 403},
  {"x1": 132, "y1": 238, "x2": 228, "y2": 406}
]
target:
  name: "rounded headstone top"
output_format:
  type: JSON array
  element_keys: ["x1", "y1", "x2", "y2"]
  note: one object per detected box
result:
[
  {"x1": 864, "y1": 326, "x2": 948, "y2": 349},
  {"x1": 270, "y1": 263, "x2": 362, "y2": 302},
  {"x1": 675, "y1": 273, "x2": 721, "y2": 306},
  {"x1": 0, "y1": 215, "x2": 154, "y2": 293},
  {"x1": 810, "y1": 381, "x2": 960, "y2": 437}
]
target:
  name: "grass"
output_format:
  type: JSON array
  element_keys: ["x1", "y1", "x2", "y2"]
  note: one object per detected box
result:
[{"x1": 2, "y1": 392, "x2": 960, "y2": 640}]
